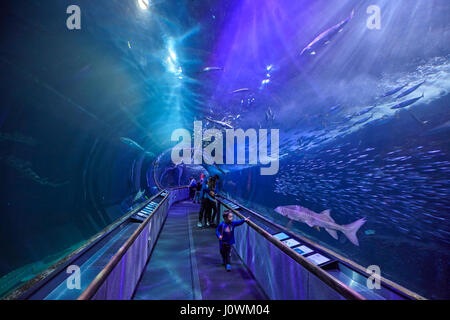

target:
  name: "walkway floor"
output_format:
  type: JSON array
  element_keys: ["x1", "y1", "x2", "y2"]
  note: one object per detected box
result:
[{"x1": 132, "y1": 200, "x2": 267, "y2": 300}]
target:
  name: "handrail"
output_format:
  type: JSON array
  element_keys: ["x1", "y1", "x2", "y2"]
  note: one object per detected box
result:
[
  {"x1": 216, "y1": 198, "x2": 366, "y2": 300},
  {"x1": 218, "y1": 196, "x2": 426, "y2": 300},
  {"x1": 169, "y1": 185, "x2": 189, "y2": 190},
  {"x1": 77, "y1": 191, "x2": 170, "y2": 300},
  {"x1": 4, "y1": 190, "x2": 164, "y2": 300}
]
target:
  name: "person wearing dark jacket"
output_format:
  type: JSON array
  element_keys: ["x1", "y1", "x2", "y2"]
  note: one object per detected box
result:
[
  {"x1": 205, "y1": 175, "x2": 219, "y2": 227},
  {"x1": 197, "y1": 177, "x2": 209, "y2": 227},
  {"x1": 209, "y1": 175, "x2": 220, "y2": 227},
  {"x1": 193, "y1": 179, "x2": 202, "y2": 203},
  {"x1": 216, "y1": 211, "x2": 250, "y2": 271}
]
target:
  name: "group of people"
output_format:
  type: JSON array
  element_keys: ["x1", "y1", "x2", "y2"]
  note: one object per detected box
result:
[
  {"x1": 188, "y1": 175, "x2": 249, "y2": 272},
  {"x1": 188, "y1": 175, "x2": 220, "y2": 228}
]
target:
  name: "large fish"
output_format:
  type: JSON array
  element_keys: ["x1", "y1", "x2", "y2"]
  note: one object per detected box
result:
[
  {"x1": 381, "y1": 84, "x2": 407, "y2": 98},
  {"x1": 231, "y1": 88, "x2": 251, "y2": 94},
  {"x1": 202, "y1": 152, "x2": 228, "y2": 175},
  {"x1": 120, "y1": 137, "x2": 155, "y2": 157},
  {"x1": 422, "y1": 120, "x2": 450, "y2": 136},
  {"x1": 202, "y1": 66, "x2": 223, "y2": 72},
  {"x1": 274, "y1": 205, "x2": 366, "y2": 246},
  {"x1": 2, "y1": 155, "x2": 68, "y2": 187},
  {"x1": 120, "y1": 137, "x2": 144, "y2": 151},
  {"x1": 328, "y1": 104, "x2": 343, "y2": 114},
  {"x1": 300, "y1": 9, "x2": 355, "y2": 56},
  {"x1": 353, "y1": 106, "x2": 376, "y2": 117},
  {"x1": 205, "y1": 116, "x2": 234, "y2": 129},
  {"x1": 396, "y1": 81, "x2": 425, "y2": 99},
  {"x1": 353, "y1": 113, "x2": 374, "y2": 126},
  {"x1": 265, "y1": 107, "x2": 275, "y2": 122},
  {"x1": 0, "y1": 131, "x2": 37, "y2": 146},
  {"x1": 391, "y1": 93, "x2": 424, "y2": 110}
]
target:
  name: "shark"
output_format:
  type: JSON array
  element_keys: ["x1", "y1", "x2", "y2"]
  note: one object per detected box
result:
[
  {"x1": 2, "y1": 155, "x2": 69, "y2": 187},
  {"x1": 422, "y1": 120, "x2": 450, "y2": 136},
  {"x1": 120, "y1": 137, "x2": 155, "y2": 157},
  {"x1": 274, "y1": 205, "x2": 366, "y2": 246},
  {"x1": 300, "y1": 9, "x2": 355, "y2": 56}
]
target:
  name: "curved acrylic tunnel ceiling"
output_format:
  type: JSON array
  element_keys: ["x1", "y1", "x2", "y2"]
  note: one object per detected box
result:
[
  {"x1": 1, "y1": 0, "x2": 450, "y2": 299},
  {"x1": 0, "y1": 0, "x2": 236, "y2": 296}
]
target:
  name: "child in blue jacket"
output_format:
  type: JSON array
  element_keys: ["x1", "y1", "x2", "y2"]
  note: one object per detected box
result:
[{"x1": 216, "y1": 211, "x2": 250, "y2": 271}]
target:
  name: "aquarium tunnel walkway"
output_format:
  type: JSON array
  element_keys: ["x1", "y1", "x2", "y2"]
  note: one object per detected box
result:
[{"x1": 11, "y1": 187, "x2": 424, "y2": 300}]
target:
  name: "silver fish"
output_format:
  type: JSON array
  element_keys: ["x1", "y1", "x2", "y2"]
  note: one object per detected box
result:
[
  {"x1": 381, "y1": 84, "x2": 407, "y2": 97},
  {"x1": 391, "y1": 93, "x2": 424, "y2": 110},
  {"x1": 231, "y1": 88, "x2": 251, "y2": 94},
  {"x1": 202, "y1": 66, "x2": 223, "y2": 72},
  {"x1": 205, "y1": 116, "x2": 234, "y2": 129},
  {"x1": 396, "y1": 81, "x2": 425, "y2": 99}
]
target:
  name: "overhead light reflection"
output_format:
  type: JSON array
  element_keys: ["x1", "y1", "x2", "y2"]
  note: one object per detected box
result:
[
  {"x1": 169, "y1": 48, "x2": 177, "y2": 61},
  {"x1": 165, "y1": 39, "x2": 183, "y2": 80},
  {"x1": 138, "y1": 0, "x2": 150, "y2": 10}
]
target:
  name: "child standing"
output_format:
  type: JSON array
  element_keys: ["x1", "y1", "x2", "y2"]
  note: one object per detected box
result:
[{"x1": 216, "y1": 211, "x2": 250, "y2": 271}]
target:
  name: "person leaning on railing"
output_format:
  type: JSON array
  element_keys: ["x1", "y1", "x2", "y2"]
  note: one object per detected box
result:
[{"x1": 216, "y1": 210, "x2": 250, "y2": 272}]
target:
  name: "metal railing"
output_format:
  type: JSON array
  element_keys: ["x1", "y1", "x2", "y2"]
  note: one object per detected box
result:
[
  {"x1": 216, "y1": 198, "x2": 366, "y2": 300},
  {"x1": 222, "y1": 197, "x2": 426, "y2": 300},
  {"x1": 4, "y1": 190, "x2": 165, "y2": 300},
  {"x1": 217, "y1": 196, "x2": 426, "y2": 300},
  {"x1": 77, "y1": 191, "x2": 171, "y2": 300}
]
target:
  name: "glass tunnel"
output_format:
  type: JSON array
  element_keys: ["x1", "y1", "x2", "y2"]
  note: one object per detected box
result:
[{"x1": 0, "y1": 0, "x2": 449, "y2": 301}]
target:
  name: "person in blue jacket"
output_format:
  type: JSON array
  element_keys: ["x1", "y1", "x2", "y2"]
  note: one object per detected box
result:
[{"x1": 216, "y1": 211, "x2": 250, "y2": 271}]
